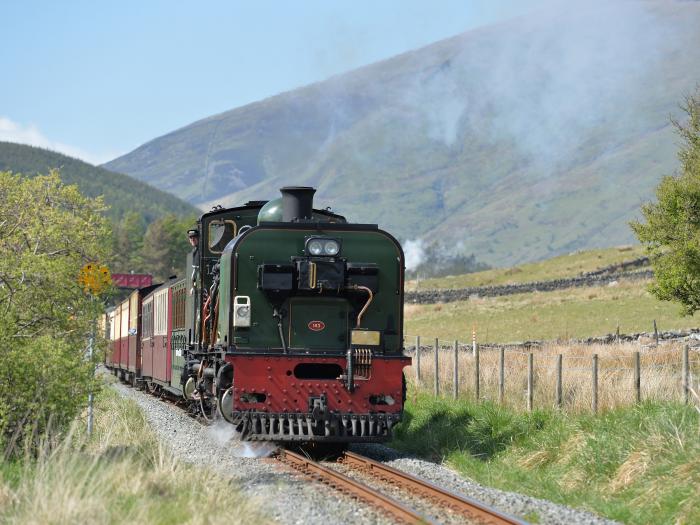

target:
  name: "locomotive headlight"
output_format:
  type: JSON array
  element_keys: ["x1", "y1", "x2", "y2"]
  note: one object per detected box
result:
[
  {"x1": 323, "y1": 240, "x2": 340, "y2": 256},
  {"x1": 308, "y1": 240, "x2": 324, "y2": 255},
  {"x1": 305, "y1": 237, "x2": 341, "y2": 257}
]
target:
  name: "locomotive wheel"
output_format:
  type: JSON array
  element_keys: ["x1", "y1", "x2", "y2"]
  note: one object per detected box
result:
[
  {"x1": 183, "y1": 377, "x2": 196, "y2": 400},
  {"x1": 217, "y1": 387, "x2": 236, "y2": 424},
  {"x1": 216, "y1": 363, "x2": 235, "y2": 424},
  {"x1": 199, "y1": 396, "x2": 216, "y2": 422},
  {"x1": 215, "y1": 363, "x2": 235, "y2": 423}
]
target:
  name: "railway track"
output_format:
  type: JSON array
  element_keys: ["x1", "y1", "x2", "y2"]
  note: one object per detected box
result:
[
  {"x1": 111, "y1": 373, "x2": 527, "y2": 524},
  {"x1": 275, "y1": 448, "x2": 528, "y2": 525}
]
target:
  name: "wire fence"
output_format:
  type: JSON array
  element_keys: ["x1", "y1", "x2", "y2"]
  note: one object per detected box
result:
[{"x1": 403, "y1": 334, "x2": 700, "y2": 413}]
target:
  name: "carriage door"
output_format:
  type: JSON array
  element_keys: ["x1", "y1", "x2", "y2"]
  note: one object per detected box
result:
[{"x1": 153, "y1": 288, "x2": 169, "y2": 382}]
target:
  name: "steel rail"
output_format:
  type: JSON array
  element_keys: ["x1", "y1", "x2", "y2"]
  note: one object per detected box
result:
[
  {"x1": 341, "y1": 451, "x2": 528, "y2": 525},
  {"x1": 276, "y1": 449, "x2": 434, "y2": 524}
]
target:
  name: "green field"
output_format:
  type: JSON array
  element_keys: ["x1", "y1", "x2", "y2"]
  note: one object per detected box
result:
[
  {"x1": 403, "y1": 245, "x2": 699, "y2": 342},
  {"x1": 391, "y1": 394, "x2": 700, "y2": 525},
  {"x1": 405, "y1": 278, "x2": 696, "y2": 342}
]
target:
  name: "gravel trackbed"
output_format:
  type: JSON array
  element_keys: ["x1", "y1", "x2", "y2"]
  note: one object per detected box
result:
[{"x1": 112, "y1": 383, "x2": 617, "y2": 525}]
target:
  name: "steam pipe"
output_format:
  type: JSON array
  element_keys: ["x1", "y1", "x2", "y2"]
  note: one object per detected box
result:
[
  {"x1": 352, "y1": 285, "x2": 373, "y2": 328},
  {"x1": 273, "y1": 307, "x2": 288, "y2": 353}
]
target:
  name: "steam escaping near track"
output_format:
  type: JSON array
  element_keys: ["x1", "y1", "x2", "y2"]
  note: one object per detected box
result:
[
  {"x1": 403, "y1": 239, "x2": 426, "y2": 273},
  {"x1": 207, "y1": 418, "x2": 278, "y2": 458}
]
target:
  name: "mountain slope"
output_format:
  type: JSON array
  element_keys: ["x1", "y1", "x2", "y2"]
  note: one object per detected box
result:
[
  {"x1": 104, "y1": 1, "x2": 700, "y2": 265},
  {"x1": 0, "y1": 141, "x2": 199, "y2": 222}
]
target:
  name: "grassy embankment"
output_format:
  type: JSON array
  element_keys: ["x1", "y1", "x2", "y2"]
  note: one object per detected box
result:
[
  {"x1": 404, "y1": 246, "x2": 697, "y2": 342},
  {"x1": 0, "y1": 388, "x2": 264, "y2": 525},
  {"x1": 399, "y1": 245, "x2": 700, "y2": 524},
  {"x1": 391, "y1": 394, "x2": 700, "y2": 525}
]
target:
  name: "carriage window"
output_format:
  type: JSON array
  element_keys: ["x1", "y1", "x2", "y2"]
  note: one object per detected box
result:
[
  {"x1": 208, "y1": 220, "x2": 237, "y2": 253},
  {"x1": 120, "y1": 303, "x2": 129, "y2": 337},
  {"x1": 143, "y1": 302, "x2": 153, "y2": 339},
  {"x1": 153, "y1": 290, "x2": 167, "y2": 336}
]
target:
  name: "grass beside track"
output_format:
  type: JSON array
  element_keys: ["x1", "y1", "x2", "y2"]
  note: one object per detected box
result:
[
  {"x1": 391, "y1": 393, "x2": 700, "y2": 525},
  {"x1": 0, "y1": 388, "x2": 264, "y2": 525},
  {"x1": 404, "y1": 279, "x2": 696, "y2": 342},
  {"x1": 406, "y1": 245, "x2": 646, "y2": 291}
]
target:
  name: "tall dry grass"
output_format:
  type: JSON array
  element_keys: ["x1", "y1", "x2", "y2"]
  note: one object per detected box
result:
[
  {"x1": 404, "y1": 339, "x2": 700, "y2": 413},
  {"x1": 0, "y1": 391, "x2": 264, "y2": 525}
]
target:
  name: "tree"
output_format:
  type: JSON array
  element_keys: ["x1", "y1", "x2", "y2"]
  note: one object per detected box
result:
[
  {"x1": 406, "y1": 240, "x2": 490, "y2": 280},
  {"x1": 631, "y1": 89, "x2": 700, "y2": 315},
  {"x1": 0, "y1": 170, "x2": 112, "y2": 454},
  {"x1": 111, "y1": 211, "x2": 146, "y2": 273},
  {"x1": 141, "y1": 214, "x2": 195, "y2": 281}
]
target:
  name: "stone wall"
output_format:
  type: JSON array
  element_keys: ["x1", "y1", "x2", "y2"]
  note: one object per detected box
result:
[
  {"x1": 406, "y1": 269, "x2": 653, "y2": 304},
  {"x1": 581, "y1": 256, "x2": 649, "y2": 277},
  {"x1": 404, "y1": 327, "x2": 700, "y2": 353}
]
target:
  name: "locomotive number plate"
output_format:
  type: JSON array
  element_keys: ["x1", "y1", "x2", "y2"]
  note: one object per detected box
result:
[{"x1": 308, "y1": 320, "x2": 325, "y2": 332}]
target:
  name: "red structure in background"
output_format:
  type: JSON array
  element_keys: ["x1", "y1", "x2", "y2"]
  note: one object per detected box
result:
[{"x1": 112, "y1": 273, "x2": 153, "y2": 289}]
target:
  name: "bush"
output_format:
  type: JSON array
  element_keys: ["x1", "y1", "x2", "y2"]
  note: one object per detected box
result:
[
  {"x1": 0, "y1": 336, "x2": 100, "y2": 455},
  {"x1": 0, "y1": 171, "x2": 111, "y2": 455}
]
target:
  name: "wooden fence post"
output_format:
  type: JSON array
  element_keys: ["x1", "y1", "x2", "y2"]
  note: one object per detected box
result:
[
  {"x1": 633, "y1": 351, "x2": 641, "y2": 403},
  {"x1": 472, "y1": 324, "x2": 477, "y2": 357},
  {"x1": 527, "y1": 353, "x2": 534, "y2": 412},
  {"x1": 498, "y1": 347, "x2": 505, "y2": 404},
  {"x1": 474, "y1": 343, "x2": 480, "y2": 401},
  {"x1": 683, "y1": 345, "x2": 689, "y2": 404},
  {"x1": 434, "y1": 338, "x2": 439, "y2": 397},
  {"x1": 415, "y1": 336, "x2": 421, "y2": 384},
  {"x1": 654, "y1": 319, "x2": 659, "y2": 346},
  {"x1": 453, "y1": 340, "x2": 459, "y2": 399},
  {"x1": 592, "y1": 354, "x2": 599, "y2": 414},
  {"x1": 556, "y1": 354, "x2": 563, "y2": 409}
]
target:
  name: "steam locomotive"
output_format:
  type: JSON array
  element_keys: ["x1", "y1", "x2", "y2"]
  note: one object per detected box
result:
[{"x1": 105, "y1": 187, "x2": 410, "y2": 443}]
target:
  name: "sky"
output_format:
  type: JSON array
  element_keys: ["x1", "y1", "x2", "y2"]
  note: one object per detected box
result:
[{"x1": 0, "y1": 0, "x2": 544, "y2": 164}]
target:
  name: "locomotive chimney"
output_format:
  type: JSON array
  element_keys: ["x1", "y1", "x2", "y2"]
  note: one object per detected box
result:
[{"x1": 280, "y1": 186, "x2": 316, "y2": 222}]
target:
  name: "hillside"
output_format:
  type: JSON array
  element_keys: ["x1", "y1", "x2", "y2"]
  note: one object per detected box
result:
[
  {"x1": 0, "y1": 141, "x2": 199, "y2": 222},
  {"x1": 407, "y1": 245, "x2": 647, "y2": 290},
  {"x1": 104, "y1": 1, "x2": 700, "y2": 265}
]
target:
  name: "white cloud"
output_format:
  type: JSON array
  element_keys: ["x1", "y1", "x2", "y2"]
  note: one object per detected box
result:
[{"x1": 0, "y1": 116, "x2": 117, "y2": 165}]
